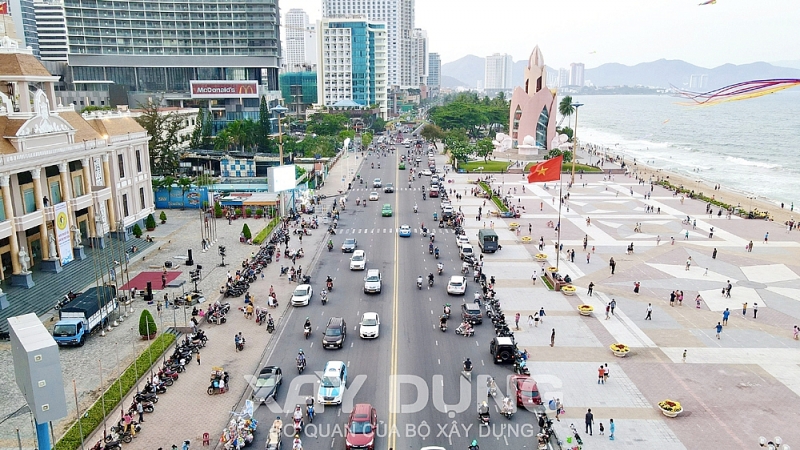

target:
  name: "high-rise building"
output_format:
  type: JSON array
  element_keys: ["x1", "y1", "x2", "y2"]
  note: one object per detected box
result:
[
  {"x1": 9, "y1": 0, "x2": 39, "y2": 57},
  {"x1": 427, "y1": 52, "x2": 441, "y2": 97},
  {"x1": 484, "y1": 53, "x2": 513, "y2": 95},
  {"x1": 34, "y1": 0, "x2": 67, "y2": 61},
  {"x1": 284, "y1": 8, "x2": 317, "y2": 71},
  {"x1": 60, "y1": 0, "x2": 281, "y2": 109},
  {"x1": 317, "y1": 16, "x2": 388, "y2": 117},
  {"x1": 569, "y1": 62, "x2": 585, "y2": 87},
  {"x1": 558, "y1": 68, "x2": 569, "y2": 88},
  {"x1": 412, "y1": 28, "x2": 427, "y2": 87},
  {"x1": 689, "y1": 74, "x2": 708, "y2": 90},
  {"x1": 322, "y1": 0, "x2": 415, "y2": 89}
]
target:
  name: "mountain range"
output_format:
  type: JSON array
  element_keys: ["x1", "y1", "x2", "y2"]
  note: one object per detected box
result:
[{"x1": 441, "y1": 55, "x2": 800, "y2": 90}]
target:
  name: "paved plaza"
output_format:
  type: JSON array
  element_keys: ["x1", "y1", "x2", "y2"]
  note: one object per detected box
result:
[{"x1": 2, "y1": 146, "x2": 800, "y2": 449}]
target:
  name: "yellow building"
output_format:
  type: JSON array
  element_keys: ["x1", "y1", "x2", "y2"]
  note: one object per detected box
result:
[{"x1": 0, "y1": 37, "x2": 153, "y2": 287}]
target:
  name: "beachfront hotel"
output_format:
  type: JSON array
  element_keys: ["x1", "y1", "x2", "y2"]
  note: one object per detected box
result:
[{"x1": 0, "y1": 37, "x2": 153, "y2": 288}]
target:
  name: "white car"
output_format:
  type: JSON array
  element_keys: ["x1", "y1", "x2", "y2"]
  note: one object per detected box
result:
[
  {"x1": 291, "y1": 284, "x2": 313, "y2": 306},
  {"x1": 447, "y1": 276, "x2": 467, "y2": 295},
  {"x1": 420, "y1": 169, "x2": 432, "y2": 176},
  {"x1": 456, "y1": 235, "x2": 470, "y2": 248},
  {"x1": 369, "y1": 191, "x2": 379, "y2": 201},
  {"x1": 460, "y1": 244, "x2": 474, "y2": 260},
  {"x1": 359, "y1": 312, "x2": 380, "y2": 339},
  {"x1": 350, "y1": 250, "x2": 366, "y2": 270},
  {"x1": 440, "y1": 200, "x2": 451, "y2": 210}
]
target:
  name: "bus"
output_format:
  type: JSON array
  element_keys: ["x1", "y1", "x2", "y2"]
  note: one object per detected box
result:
[{"x1": 478, "y1": 229, "x2": 499, "y2": 253}]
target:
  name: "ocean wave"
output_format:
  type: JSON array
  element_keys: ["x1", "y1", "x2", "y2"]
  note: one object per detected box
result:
[{"x1": 724, "y1": 156, "x2": 780, "y2": 169}]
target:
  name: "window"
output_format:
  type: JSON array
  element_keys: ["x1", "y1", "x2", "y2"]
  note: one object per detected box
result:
[
  {"x1": 117, "y1": 154, "x2": 125, "y2": 178},
  {"x1": 0, "y1": 195, "x2": 5, "y2": 221},
  {"x1": 139, "y1": 187, "x2": 146, "y2": 209},
  {"x1": 121, "y1": 194, "x2": 129, "y2": 217},
  {"x1": 50, "y1": 181, "x2": 62, "y2": 204},
  {"x1": 135, "y1": 150, "x2": 143, "y2": 172},
  {"x1": 72, "y1": 174, "x2": 84, "y2": 197},
  {"x1": 23, "y1": 188, "x2": 36, "y2": 214},
  {"x1": 535, "y1": 106, "x2": 549, "y2": 149}
]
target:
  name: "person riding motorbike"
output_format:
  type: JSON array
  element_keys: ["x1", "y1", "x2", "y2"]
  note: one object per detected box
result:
[
  {"x1": 464, "y1": 357, "x2": 473, "y2": 372},
  {"x1": 428, "y1": 273, "x2": 434, "y2": 286},
  {"x1": 293, "y1": 405, "x2": 303, "y2": 423},
  {"x1": 326, "y1": 276, "x2": 333, "y2": 290},
  {"x1": 320, "y1": 289, "x2": 328, "y2": 304},
  {"x1": 429, "y1": 242, "x2": 434, "y2": 254},
  {"x1": 487, "y1": 377, "x2": 497, "y2": 397},
  {"x1": 292, "y1": 436, "x2": 303, "y2": 450},
  {"x1": 327, "y1": 240, "x2": 333, "y2": 250},
  {"x1": 416, "y1": 275, "x2": 423, "y2": 289},
  {"x1": 434, "y1": 247, "x2": 440, "y2": 258},
  {"x1": 501, "y1": 396, "x2": 514, "y2": 415},
  {"x1": 478, "y1": 401, "x2": 490, "y2": 424},
  {"x1": 430, "y1": 231, "x2": 435, "y2": 242},
  {"x1": 439, "y1": 315, "x2": 447, "y2": 329},
  {"x1": 371, "y1": 163, "x2": 374, "y2": 169},
  {"x1": 443, "y1": 303, "x2": 451, "y2": 318},
  {"x1": 266, "y1": 317, "x2": 275, "y2": 332},
  {"x1": 414, "y1": 203, "x2": 418, "y2": 213},
  {"x1": 468, "y1": 439, "x2": 480, "y2": 450},
  {"x1": 303, "y1": 318, "x2": 312, "y2": 338},
  {"x1": 422, "y1": 192, "x2": 426, "y2": 200},
  {"x1": 437, "y1": 262, "x2": 444, "y2": 274}
]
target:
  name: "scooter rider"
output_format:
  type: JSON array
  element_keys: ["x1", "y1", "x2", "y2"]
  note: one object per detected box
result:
[
  {"x1": 463, "y1": 357, "x2": 473, "y2": 373},
  {"x1": 443, "y1": 303, "x2": 451, "y2": 317},
  {"x1": 439, "y1": 315, "x2": 447, "y2": 329},
  {"x1": 303, "y1": 317, "x2": 311, "y2": 330},
  {"x1": 326, "y1": 276, "x2": 333, "y2": 290},
  {"x1": 292, "y1": 435, "x2": 303, "y2": 450},
  {"x1": 428, "y1": 273, "x2": 434, "y2": 286},
  {"x1": 296, "y1": 349, "x2": 306, "y2": 367},
  {"x1": 487, "y1": 376, "x2": 497, "y2": 397},
  {"x1": 414, "y1": 203, "x2": 418, "y2": 213},
  {"x1": 437, "y1": 262, "x2": 444, "y2": 274},
  {"x1": 429, "y1": 242, "x2": 434, "y2": 254},
  {"x1": 416, "y1": 275, "x2": 423, "y2": 288},
  {"x1": 478, "y1": 401, "x2": 490, "y2": 418},
  {"x1": 434, "y1": 247, "x2": 440, "y2": 258},
  {"x1": 305, "y1": 396, "x2": 315, "y2": 422}
]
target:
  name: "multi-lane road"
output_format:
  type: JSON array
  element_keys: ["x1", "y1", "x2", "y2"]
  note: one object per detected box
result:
[{"x1": 251, "y1": 146, "x2": 536, "y2": 450}]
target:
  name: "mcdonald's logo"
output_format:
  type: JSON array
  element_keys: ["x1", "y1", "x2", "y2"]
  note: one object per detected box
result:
[{"x1": 190, "y1": 81, "x2": 259, "y2": 99}]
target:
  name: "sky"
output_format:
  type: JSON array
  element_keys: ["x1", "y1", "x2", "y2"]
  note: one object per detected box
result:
[{"x1": 277, "y1": 0, "x2": 799, "y2": 69}]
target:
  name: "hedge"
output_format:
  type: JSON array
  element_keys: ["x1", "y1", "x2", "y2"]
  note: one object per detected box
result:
[
  {"x1": 657, "y1": 180, "x2": 733, "y2": 210},
  {"x1": 54, "y1": 333, "x2": 176, "y2": 450},
  {"x1": 478, "y1": 181, "x2": 509, "y2": 213},
  {"x1": 253, "y1": 217, "x2": 280, "y2": 245}
]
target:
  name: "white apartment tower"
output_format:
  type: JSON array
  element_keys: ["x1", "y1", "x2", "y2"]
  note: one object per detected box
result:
[
  {"x1": 484, "y1": 53, "x2": 513, "y2": 93},
  {"x1": 412, "y1": 28, "x2": 427, "y2": 87},
  {"x1": 285, "y1": 8, "x2": 317, "y2": 70},
  {"x1": 427, "y1": 52, "x2": 440, "y2": 97},
  {"x1": 317, "y1": 16, "x2": 388, "y2": 117},
  {"x1": 570, "y1": 62, "x2": 585, "y2": 87},
  {"x1": 34, "y1": 0, "x2": 68, "y2": 61},
  {"x1": 322, "y1": 0, "x2": 415, "y2": 89},
  {"x1": 558, "y1": 68, "x2": 569, "y2": 88}
]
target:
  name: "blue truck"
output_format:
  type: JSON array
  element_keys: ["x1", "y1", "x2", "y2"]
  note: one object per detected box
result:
[{"x1": 52, "y1": 286, "x2": 118, "y2": 347}]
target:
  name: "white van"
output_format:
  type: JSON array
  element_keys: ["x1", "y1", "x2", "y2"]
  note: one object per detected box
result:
[
  {"x1": 364, "y1": 269, "x2": 382, "y2": 293},
  {"x1": 349, "y1": 250, "x2": 366, "y2": 270}
]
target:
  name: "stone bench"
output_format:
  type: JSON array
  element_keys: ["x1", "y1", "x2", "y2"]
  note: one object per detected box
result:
[{"x1": 545, "y1": 271, "x2": 568, "y2": 291}]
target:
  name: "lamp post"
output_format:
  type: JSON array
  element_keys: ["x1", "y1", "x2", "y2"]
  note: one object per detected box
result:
[
  {"x1": 570, "y1": 102, "x2": 584, "y2": 186},
  {"x1": 271, "y1": 105, "x2": 288, "y2": 166}
]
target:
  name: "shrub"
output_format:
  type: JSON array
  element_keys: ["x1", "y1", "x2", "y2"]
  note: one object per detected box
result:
[
  {"x1": 159, "y1": 211, "x2": 167, "y2": 223},
  {"x1": 132, "y1": 223, "x2": 143, "y2": 238},
  {"x1": 145, "y1": 214, "x2": 156, "y2": 230},
  {"x1": 242, "y1": 223, "x2": 252, "y2": 240},
  {"x1": 253, "y1": 218, "x2": 280, "y2": 244},
  {"x1": 54, "y1": 333, "x2": 175, "y2": 450},
  {"x1": 214, "y1": 202, "x2": 223, "y2": 218},
  {"x1": 256, "y1": 208, "x2": 264, "y2": 217},
  {"x1": 138, "y1": 309, "x2": 157, "y2": 337},
  {"x1": 234, "y1": 208, "x2": 242, "y2": 216},
  {"x1": 245, "y1": 207, "x2": 252, "y2": 217}
]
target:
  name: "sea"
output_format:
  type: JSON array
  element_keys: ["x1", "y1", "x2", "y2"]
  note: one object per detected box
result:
[{"x1": 573, "y1": 91, "x2": 800, "y2": 207}]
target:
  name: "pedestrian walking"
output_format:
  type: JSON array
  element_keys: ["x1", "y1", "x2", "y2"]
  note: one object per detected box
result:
[
  {"x1": 531, "y1": 270, "x2": 537, "y2": 285},
  {"x1": 585, "y1": 409, "x2": 594, "y2": 435},
  {"x1": 550, "y1": 328, "x2": 555, "y2": 347},
  {"x1": 527, "y1": 315, "x2": 534, "y2": 328},
  {"x1": 794, "y1": 325, "x2": 799, "y2": 340},
  {"x1": 742, "y1": 302, "x2": 748, "y2": 316},
  {"x1": 764, "y1": 232, "x2": 769, "y2": 243},
  {"x1": 136, "y1": 400, "x2": 145, "y2": 423},
  {"x1": 685, "y1": 230, "x2": 689, "y2": 240},
  {"x1": 539, "y1": 307, "x2": 546, "y2": 323},
  {"x1": 685, "y1": 257, "x2": 692, "y2": 271},
  {"x1": 609, "y1": 419, "x2": 615, "y2": 440},
  {"x1": 587, "y1": 282, "x2": 594, "y2": 296},
  {"x1": 597, "y1": 365, "x2": 605, "y2": 384},
  {"x1": 161, "y1": 273, "x2": 167, "y2": 289},
  {"x1": 682, "y1": 349, "x2": 687, "y2": 362},
  {"x1": 610, "y1": 299, "x2": 616, "y2": 315},
  {"x1": 605, "y1": 303, "x2": 611, "y2": 320},
  {"x1": 712, "y1": 248, "x2": 717, "y2": 259},
  {"x1": 753, "y1": 303, "x2": 758, "y2": 319},
  {"x1": 723, "y1": 308, "x2": 730, "y2": 325},
  {"x1": 587, "y1": 252, "x2": 591, "y2": 264},
  {"x1": 603, "y1": 363, "x2": 609, "y2": 382},
  {"x1": 514, "y1": 312, "x2": 521, "y2": 330},
  {"x1": 715, "y1": 322, "x2": 723, "y2": 339},
  {"x1": 196, "y1": 350, "x2": 200, "y2": 365},
  {"x1": 645, "y1": 303, "x2": 653, "y2": 320},
  {"x1": 609, "y1": 257, "x2": 616, "y2": 274},
  {"x1": 157, "y1": 301, "x2": 162, "y2": 317},
  {"x1": 599, "y1": 422, "x2": 605, "y2": 435},
  {"x1": 696, "y1": 295, "x2": 703, "y2": 308},
  {"x1": 670, "y1": 291, "x2": 676, "y2": 307},
  {"x1": 633, "y1": 281, "x2": 640, "y2": 294},
  {"x1": 555, "y1": 398, "x2": 563, "y2": 422}
]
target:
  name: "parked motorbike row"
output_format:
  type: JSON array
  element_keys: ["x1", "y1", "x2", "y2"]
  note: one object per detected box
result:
[{"x1": 205, "y1": 301, "x2": 231, "y2": 324}]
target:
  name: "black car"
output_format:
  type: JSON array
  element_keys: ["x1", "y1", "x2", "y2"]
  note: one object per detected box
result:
[
  {"x1": 490, "y1": 337, "x2": 517, "y2": 364},
  {"x1": 252, "y1": 365, "x2": 282, "y2": 403},
  {"x1": 341, "y1": 238, "x2": 357, "y2": 253},
  {"x1": 384, "y1": 183, "x2": 395, "y2": 193},
  {"x1": 323, "y1": 317, "x2": 347, "y2": 349},
  {"x1": 461, "y1": 303, "x2": 483, "y2": 324}
]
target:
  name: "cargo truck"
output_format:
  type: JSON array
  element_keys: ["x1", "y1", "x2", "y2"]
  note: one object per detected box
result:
[{"x1": 52, "y1": 286, "x2": 118, "y2": 346}]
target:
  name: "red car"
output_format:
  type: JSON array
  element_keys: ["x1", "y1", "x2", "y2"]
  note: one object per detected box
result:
[
  {"x1": 345, "y1": 403, "x2": 377, "y2": 449},
  {"x1": 509, "y1": 375, "x2": 542, "y2": 407}
]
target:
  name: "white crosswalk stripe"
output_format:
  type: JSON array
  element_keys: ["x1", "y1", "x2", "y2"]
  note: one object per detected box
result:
[{"x1": 337, "y1": 228, "x2": 455, "y2": 234}]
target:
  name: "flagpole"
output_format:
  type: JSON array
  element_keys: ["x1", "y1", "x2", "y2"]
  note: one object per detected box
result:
[{"x1": 556, "y1": 166, "x2": 563, "y2": 272}]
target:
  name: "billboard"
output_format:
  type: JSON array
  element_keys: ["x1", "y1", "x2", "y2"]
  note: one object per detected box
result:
[
  {"x1": 190, "y1": 80, "x2": 259, "y2": 99},
  {"x1": 268, "y1": 165, "x2": 297, "y2": 193},
  {"x1": 54, "y1": 202, "x2": 73, "y2": 266}
]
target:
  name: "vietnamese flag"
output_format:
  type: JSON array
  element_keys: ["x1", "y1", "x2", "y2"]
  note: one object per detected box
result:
[
  {"x1": 527, "y1": 155, "x2": 563, "y2": 183},
  {"x1": 0, "y1": 3, "x2": 7, "y2": 14}
]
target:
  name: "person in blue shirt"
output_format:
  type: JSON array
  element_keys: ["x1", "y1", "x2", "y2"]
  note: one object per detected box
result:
[
  {"x1": 722, "y1": 308, "x2": 730, "y2": 325},
  {"x1": 715, "y1": 322, "x2": 723, "y2": 339}
]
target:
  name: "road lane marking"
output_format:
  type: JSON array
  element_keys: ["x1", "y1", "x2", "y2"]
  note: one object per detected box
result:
[{"x1": 388, "y1": 145, "x2": 401, "y2": 450}]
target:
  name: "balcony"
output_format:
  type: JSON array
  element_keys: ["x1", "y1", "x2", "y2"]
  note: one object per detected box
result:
[
  {"x1": 13, "y1": 210, "x2": 44, "y2": 232},
  {"x1": 0, "y1": 219, "x2": 12, "y2": 240},
  {"x1": 70, "y1": 193, "x2": 94, "y2": 211}
]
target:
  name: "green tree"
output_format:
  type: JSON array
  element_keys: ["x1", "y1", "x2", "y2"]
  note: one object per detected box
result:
[
  {"x1": 420, "y1": 124, "x2": 445, "y2": 142},
  {"x1": 546, "y1": 148, "x2": 573, "y2": 162},
  {"x1": 338, "y1": 129, "x2": 355, "y2": 143},
  {"x1": 138, "y1": 309, "x2": 157, "y2": 338},
  {"x1": 557, "y1": 126, "x2": 574, "y2": 141},
  {"x1": 258, "y1": 96, "x2": 272, "y2": 151},
  {"x1": 361, "y1": 132, "x2": 373, "y2": 148},
  {"x1": 159, "y1": 211, "x2": 167, "y2": 223},
  {"x1": 132, "y1": 223, "x2": 143, "y2": 238},
  {"x1": 188, "y1": 108, "x2": 209, "y2": 149},
  {"x1": 134, "y1": 98, "x2": 190, "y2": 176},
  {"x1": 370, "y1": 117, "x2": 387, "y2": 133},
  {"x1": 145, "y1": 213, "x2": 156, "y2": 230},
  {"x1": 557, "y1": 96, "x2": 574, "y2": 127},
  {"x1": 447, "y1": 141, "x2": 473, "y2": 166},
  {"x1": 307, "y1": 113, "x2": 348, "y2": 136},
  {"x1": 241, "y1": 223, "x2": 252, "y2": 240},
  {"x1": 475, "y1": 138, "x2": 494, "y2": 162},
  {"x1": 177, "y1": 176, "x2": 193, "y2": 210}
]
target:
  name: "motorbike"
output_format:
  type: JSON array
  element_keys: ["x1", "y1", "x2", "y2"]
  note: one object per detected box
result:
[
  {"x1": 236, "y1": 337, "x2": 246, "y2": 351},
  {"x1": 320, "y1": 290, "x2": 328, "y2": 305},
  {"x1": 434, "y1": 250, "x2": 439, "y2": 259},
  {"x1": 443, "y1": 305, "x2": 451, "y2": 320},
  {"x1": 266, "y1": 319, "x2": 275, "y2": 334},
  {"x1": 455, "y1": 324, "x2": 474, "y2": 337},
  {"x1": 144, "y1": 381, "x2": 167, "y2": 395},
  {"x1": 500, "y1": 402, "x2": 514, "y2": 420},
  {"x1": 513, "y1": 360, "x2": 530, "y2": 376},
  {"x1": 417, "y1": 277, "x2": 423, "y2": 290},
  {"x1": 437, "y1": 263, "x2": 443, "y2": 275},
  {"x1": 327, "y1": 242, "x2": 333, "y2": 252},
  {"x1": 428, "y1": 276, "x2": 434, "y2": 287},
  {"x1": 428, "y1": 245, "x2": 434, "y2": 255},
  {"x1": 306, "y1": 404, "x2": 315, "y2": 423},
  {"x1": 297, "y1": 358, "x2": 306, "y2": 374},
  {"x1": 488, "y1": 378, "x2": 498, "y2": 398},
  {"x1": 439, "y1": 317, "x2": 447, "y2": 332},
  {"x1": 304, "y1": 325, "x2": 312, "y2": 339},
  {"x1": 414, "y1": 205, "x2": 418, "y2": 213},
  {"x1": 326, "y1": 280, "x2": 333, "y2": 291},
  {"x1": 92, "y1": 438, "x2": 121, "y2": 450},
  {"x1": 293, "y1": 408, "x2": 304, "y2": 435},
  {"x1": 129, "y1": 399, "x2": 155, "y2": 414},
  {"x1": 479, "y1": 411, "x2": 491, "y2": 426}
]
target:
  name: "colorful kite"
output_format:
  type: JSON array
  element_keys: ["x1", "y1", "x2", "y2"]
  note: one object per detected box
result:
[
  {"x1": 674, "y1": 79, "x2": 800, "y2": 106},
  {"x1": 698, "y1": 0, "x2": 716, "y2": 5}
]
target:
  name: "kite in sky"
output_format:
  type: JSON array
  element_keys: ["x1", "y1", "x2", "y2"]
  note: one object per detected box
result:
[
  {"x1": 698, "y1": 0, "x2": 716, "y2": 5},
  {"x1": 674, "y1": 79, "x2": 800, "y2": 106}
]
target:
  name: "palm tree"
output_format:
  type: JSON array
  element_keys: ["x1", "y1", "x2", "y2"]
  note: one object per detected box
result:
[
  {"x1": 177, "y1": 176, "x2": 194, "y2": 210},
  {"x1": 557, "y1": 96, "x2": 574, "y2": 127}
]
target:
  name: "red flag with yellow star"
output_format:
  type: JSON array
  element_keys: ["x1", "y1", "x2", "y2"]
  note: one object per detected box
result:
[{"x1": 527, "y1": 155, "x2": 562, "y2": 183}]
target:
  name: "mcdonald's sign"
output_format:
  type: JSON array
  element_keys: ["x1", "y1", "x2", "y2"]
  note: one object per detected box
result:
[{"x1": 190, "y1": 80, "x2": 259, "y2": 99}]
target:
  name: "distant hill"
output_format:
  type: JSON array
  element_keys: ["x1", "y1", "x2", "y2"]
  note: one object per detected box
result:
[
  {"x1": 441, "y1": 75, "x2": 468, "y2": 88},
  {"x1": 442, "y1": 55, "x2": 800, "y2": 90},
  {"x1": 772, "y1": 60, "x2": 800, "y2": 70}
]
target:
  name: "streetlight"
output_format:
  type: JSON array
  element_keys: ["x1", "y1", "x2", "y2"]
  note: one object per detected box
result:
[
  {"x1": 570, "y1": 102, "x2": 584, "y2": 186},
  {"x1": 759, "y1": 436, "x2": 790, "y2": 450},
  {"x1": 270, "y1": 105, "x2": 288, "y2": 166}
]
